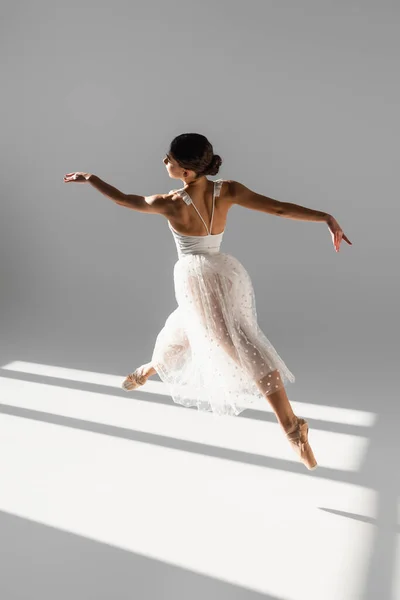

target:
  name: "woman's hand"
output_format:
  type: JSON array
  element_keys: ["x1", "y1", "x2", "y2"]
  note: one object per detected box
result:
[
  {"x1": 326, "y1": 214, "x2": 352, "y2": 253},
  {"x1": 63, "y1": 172, "x2": 92, "y2": 183}
]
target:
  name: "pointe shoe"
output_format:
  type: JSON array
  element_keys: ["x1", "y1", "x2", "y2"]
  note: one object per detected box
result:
[
  {"x1": 285, "y1": 416, "x2": 318, "y2": 470},
  {"x1": 122, "y1": 368, "x2": 148, "y2": 391}
]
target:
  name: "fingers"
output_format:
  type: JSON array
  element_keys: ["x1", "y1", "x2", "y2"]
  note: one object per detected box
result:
[
  {"x1": 63, "y1": 172, "x2": 85, "y2": 183},
  {"x1": 336, "y1": 232, "x2": 352, "y2": 251},
  {"x1": 334, "y1": 230, "x2": 353, "y2": 252},
  {"x1": 334, "y1": 231, "x2": 342, "y2": 252},
  {"x1": 334, "y1": 231, "x2": 339, "y2": 252}
]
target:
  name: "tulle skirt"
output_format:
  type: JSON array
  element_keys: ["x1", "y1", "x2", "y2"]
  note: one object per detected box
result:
[{"x1": 151, "y1": 252, "x2": 295, "y2": 417}]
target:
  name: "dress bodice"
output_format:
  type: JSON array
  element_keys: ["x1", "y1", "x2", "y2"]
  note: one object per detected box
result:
[{"x1": 168, "y1": 179, "x2": 225, "y2": 259}]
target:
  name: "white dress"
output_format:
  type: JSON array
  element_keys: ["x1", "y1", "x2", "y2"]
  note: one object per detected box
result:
[{"x1": 151, "y1": 179, "x2": 295, "y2": 416}]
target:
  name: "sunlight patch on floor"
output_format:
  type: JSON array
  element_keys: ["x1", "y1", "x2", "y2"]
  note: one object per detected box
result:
[
  {"x1": 1, "y1": 373, "x2": 371, "y2": 472},
  {"x1": 2, "y1": 360, "x2": 376, "y2": 428},
  {"x1": 0, "y1": 406, "x2": 377, "y2": 600}
]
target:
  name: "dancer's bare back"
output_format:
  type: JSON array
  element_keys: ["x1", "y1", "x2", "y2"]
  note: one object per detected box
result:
[{"x1": 160, "y1": 180, "x2": 283, "y2": 238}]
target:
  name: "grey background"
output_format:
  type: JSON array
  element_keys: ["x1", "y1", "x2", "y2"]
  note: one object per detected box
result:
[{"x1": 1, "y1": 1, "x2": 399, "y2": 599}]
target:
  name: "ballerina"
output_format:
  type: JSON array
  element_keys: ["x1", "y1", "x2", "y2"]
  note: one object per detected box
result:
[{"x1": 64, "y1": 132, "x2": 352, "y2": 470}]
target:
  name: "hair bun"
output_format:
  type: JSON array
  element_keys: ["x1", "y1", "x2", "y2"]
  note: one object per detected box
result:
[
  {"x1": 207, "y1": 154, "x2": 222, "y2": 176},
  {"x1": 169, "y1": 134, "x2": 223, "y2": 178}
]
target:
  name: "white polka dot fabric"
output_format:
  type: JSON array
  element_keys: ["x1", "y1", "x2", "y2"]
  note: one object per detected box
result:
[{"x1": 151, "y1": 180, "x2": 295, "y2": 416}]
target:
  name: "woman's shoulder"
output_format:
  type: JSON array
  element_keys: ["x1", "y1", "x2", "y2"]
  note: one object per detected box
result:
[
  {"x1": 166, "y1": 178, "x2": 234, "y2": 199},
  {"x1": 216, "y1": 179, "x2": 236, "y2": 205},
  {"x1": 164, "y1": 179, "x2": 237, "y2": 214}
]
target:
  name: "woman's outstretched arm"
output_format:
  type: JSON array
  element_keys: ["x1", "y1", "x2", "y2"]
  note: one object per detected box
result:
[
  {"x1": 230, "y1": 181, "x2": 352, "y2": 252},
  {"x1": 230, "y1": 181, "x2": 328, "y2": 222},
  {"x1": 63, "y1": 172, "x2": 171, "y2": 215},
  {"x1": 87, "y1": 174, "x2": 127, "y2": 203}
]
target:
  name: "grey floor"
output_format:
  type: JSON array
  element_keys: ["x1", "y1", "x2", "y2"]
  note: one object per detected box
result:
[{"x1": 0, "y1": 326, "x2": 398, "y2": 600}]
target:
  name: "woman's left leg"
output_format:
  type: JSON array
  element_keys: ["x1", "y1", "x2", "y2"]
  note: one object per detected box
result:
[{"x1": 122, "y1": 361, "x2": 156, "y2": 390}]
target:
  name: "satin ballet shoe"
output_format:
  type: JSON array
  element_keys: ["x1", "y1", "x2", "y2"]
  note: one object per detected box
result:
[
  {"x1": 122, "y1": 369, "x2": 148, "y2": 391},
  {"x1": 285, "y1": 416, "x2": 318, "y2": 471}
]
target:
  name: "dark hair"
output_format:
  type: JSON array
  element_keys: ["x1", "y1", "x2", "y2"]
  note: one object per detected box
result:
[{"x1": 169, "y1": 133, "x2": 223, "y2": 178}]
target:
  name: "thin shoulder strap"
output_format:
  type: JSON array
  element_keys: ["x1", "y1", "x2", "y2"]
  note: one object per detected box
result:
[
  {"x1": 178, "y1": 180, "x2": 223, "y2": 235},
  {"x1": 190, "y1": 183, "x2": 216, "y2": 235},
  {"x1": 179, "y1": 183, "x2": 218, "y2": 235},
  {"x1": 209, "y1": 181, "x2": 216, "y2": 233},
  {"x1": 174, "y1": 189, "x2": 192, "y2": 205},
  {"x1": 214, "y1": 179, "x2": 224, "y2": 197},
  {"x1": 209, "y1": 180, "x2": 224, "y2": 232},
  {"x1": 177, "y1": 179, "x2": 223, "y2": 203}
]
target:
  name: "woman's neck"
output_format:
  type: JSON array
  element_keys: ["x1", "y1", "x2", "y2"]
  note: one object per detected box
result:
[{"x1": 182, "y1": 175, "x2": 209, "y2": 191}]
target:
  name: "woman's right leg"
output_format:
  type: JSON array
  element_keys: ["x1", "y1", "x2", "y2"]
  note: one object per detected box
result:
[
  {"x1": 202, "y1": 297, "x2": 298, "y2": 431},
  {"x1": 197, "y1": 301, "x2": 317, "y2": 467},
  {"x1": 255, "y1": 372, "x2": 317, "y2": 470},
  {"x1": 255, "y1": 374, "x2": 297, "y2": 432}
]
